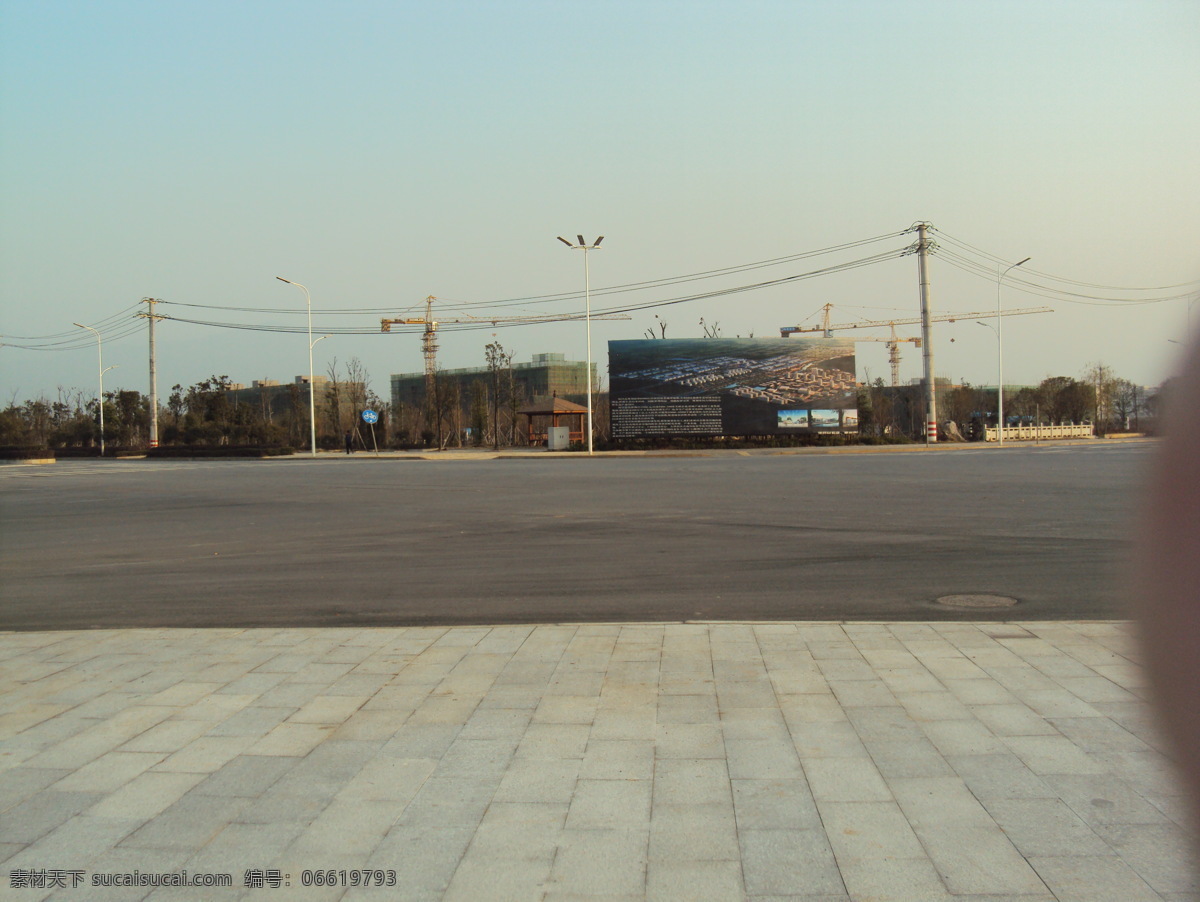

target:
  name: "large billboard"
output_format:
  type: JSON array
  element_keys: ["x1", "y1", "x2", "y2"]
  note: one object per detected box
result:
[{"x1": 609, "y1": 338, "x2": 857, "y2": 438}]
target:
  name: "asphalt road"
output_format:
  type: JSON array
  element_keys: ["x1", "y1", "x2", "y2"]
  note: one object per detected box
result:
[{"x1": 0, "y1": 443, "x2": 1154, "y2": 630}]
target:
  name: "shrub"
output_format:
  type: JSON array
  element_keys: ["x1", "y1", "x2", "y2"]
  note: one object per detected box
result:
[
  {"x1": 0, "y1": 446, "x2": 54, "y2": 460},
  {"x1": 144, "y1": 446, "x2": 295, "y2": 458}
]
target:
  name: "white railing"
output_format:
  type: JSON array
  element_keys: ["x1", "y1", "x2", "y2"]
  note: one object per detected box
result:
[{"x1": 984, "y1": 423, "x2": 1094, "y2": 442}]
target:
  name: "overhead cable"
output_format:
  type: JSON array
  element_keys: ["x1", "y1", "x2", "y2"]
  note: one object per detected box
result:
[{"x1": 931, "y1": 227, "x2": 1200, "y2": 295}]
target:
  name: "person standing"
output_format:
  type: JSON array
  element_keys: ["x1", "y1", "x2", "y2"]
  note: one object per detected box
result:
[{"x1": 344, "y1": 430, "x2": 353, "y2": 454}]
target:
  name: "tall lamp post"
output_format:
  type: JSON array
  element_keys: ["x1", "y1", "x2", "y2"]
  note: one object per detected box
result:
[
  {"x1": 276, "y1": 277, "x2": 318, "y2": 456},
  {"x1": 556, "y1": 235, "x2": 604, "y2": 455},
  {"x1": 995, "y1": 256, "x2": 1031, "y2": 447},
  {"x1": 977, "y1": 321, "x2": 1000, "y2": 439},
  {"x1": 73, "y1": 322, "x2": 117, "y2": 456}
]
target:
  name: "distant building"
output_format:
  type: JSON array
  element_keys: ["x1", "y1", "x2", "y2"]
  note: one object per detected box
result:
[
  {"x1": 227, "y1": 375, "x2": 361, "y2": 421},
  {"x1": 390, "y1": 353, "x2": 596, "y2": 409}
]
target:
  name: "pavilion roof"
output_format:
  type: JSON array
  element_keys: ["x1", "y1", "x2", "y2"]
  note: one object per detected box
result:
[{"x1": 517, "y1": 396, "x2": 588, "y2": 416}]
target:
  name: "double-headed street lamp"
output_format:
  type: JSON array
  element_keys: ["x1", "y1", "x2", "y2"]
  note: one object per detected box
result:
[
  {"x1": 994, "y1": 256, "x2": 1031, "y2": 447},
  {"x1": 556, "y1": 235, "x2": 604, "y2": 455},
  {"x1": 73, "y1": 322, "x2": 117, "y2": 456},
  {"x1": 276, "y1": 277, "x2": 318, "y2": 457}
]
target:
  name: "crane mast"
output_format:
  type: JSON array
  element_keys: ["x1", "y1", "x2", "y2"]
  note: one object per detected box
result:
[
  {"x1": 780, "y1": 304, "x2": 1052, "y2": 388},
  {"x1": 381, "y1": 298, "x2": 629, "y2": 396}
]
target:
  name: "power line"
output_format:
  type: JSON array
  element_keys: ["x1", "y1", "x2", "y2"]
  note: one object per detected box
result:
[
  {"x1": 934, "y1": 248, "x2": 1192, "y2": 306},
  {"x1": 442, "y1": 229, "x2": 912, "y2": 312},
  {"x1": 931, "y1": 227, "x2": 1200, "y2": 296},
  {"x1": 2, "y1": 304, "x2": 143, "y2": 344},
  {"x1": 12, "y1": 223, "x2": 1190, "y2": 353},
  {"x1": 3, "y1": 317, "x2": 145, "y2": 351},
  {"x1": 149, "y1": 229, "x2": 912, "y2": 317},
  {"x1": 589, "y1": 249, "x2": 909, "y2": 318},
  {"x1": 148, "y1": 249, "x2": 908, "y2": 337}
]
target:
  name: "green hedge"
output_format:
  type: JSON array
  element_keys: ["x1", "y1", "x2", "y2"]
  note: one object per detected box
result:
[
  {"x1": 0, "y1": 446, "x2": 54, "y2": 460},
  {"x1": 594, "y1": 433, "x2": 914, "y2": 451},
  {"x1": 145, "y1": 446, "x2": 295, "y2": 458},
  {"x1": 55, "y1": 447, "x2": 144, "y2": 458}
]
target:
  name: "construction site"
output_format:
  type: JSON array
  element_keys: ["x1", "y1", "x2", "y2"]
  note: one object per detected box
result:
[{"x1": 13, "y1": 223, "x2": 1170, "y2": 454}]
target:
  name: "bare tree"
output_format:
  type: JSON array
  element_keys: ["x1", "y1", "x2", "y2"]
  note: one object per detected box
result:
[
  {"x1": 344, "y1": 356, "x2": 371, "y2": 445},
  {"x1": 643, "y1": 315, "x2": 668, "y2": 339},
  {"x1": 325, "y1": 358, "x2": 343, "y2": 440},
  {"x1": 1112, "y1": 379, "x2": 1142, "y2": 431},
  {"x1": 486, "y1": 340, "x2": 513, "y2": 449},
  {"x1": 431, "y1": 370, "x2": 459, "y2": 450},
  {"x1": 469, "y1": 380, "x2": 488, "y2": 446},
  {"x1": 1083, "y1": 362, "x2": 1118, "y2": 434},
  {"x1": 345, "y1": 357, "x2": 370, "y2": 413}
]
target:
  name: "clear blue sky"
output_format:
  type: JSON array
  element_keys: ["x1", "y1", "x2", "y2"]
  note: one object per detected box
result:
[{"x1": 2, "y1": 0, "x2": 1198, "y2": 403}]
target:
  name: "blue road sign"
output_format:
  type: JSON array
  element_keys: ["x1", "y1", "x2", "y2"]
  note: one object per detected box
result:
[{"x1": 362, "y1": 409, "x2": 379, "y2": 424}]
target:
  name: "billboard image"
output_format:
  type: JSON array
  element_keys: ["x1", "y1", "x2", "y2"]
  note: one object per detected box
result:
[{"x1": 610, "y1": 338, "x2": 857, "y2": 438}]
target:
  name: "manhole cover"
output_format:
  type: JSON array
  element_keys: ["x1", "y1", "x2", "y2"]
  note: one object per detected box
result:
[{"x1": 935, "y1": 594, "x2": 1019, "y2": 608}]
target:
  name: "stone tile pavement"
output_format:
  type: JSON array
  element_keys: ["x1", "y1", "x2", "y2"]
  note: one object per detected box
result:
[{"x1": 0, "y1": 622, "x2": 1196, "y2": 901}]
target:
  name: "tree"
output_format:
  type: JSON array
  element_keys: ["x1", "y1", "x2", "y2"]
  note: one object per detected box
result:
[
  {"x1": 861, "y1": 378, "x2": 900, "y2": 437},
  {"x1": 344, "y1": 356, "x2": 372, "y2": 446},
  {"x1": 1112, "y1": 379, "x2": 1143, "y2": 431},
  {"x1": 1082, "y1": 362, "x2": 1119, "y2": 435},
  {"x1": 429, "y1": 368, "x2": 460, "y2": 450},
  {"x1": 345, "y1": 357, "x2": 370, "y2": 417},
  {"x1": 167, "y1": 384, "x2": 185, "y2": 427},
  {"x1": 469, "y1": 380, "x2": 488, "y2": 446},
  {"x1": 1008, "y1": 386, "x2": 1041, "y2": 425},
  {"x1": 486, "y1": 340, "x2": 514, "y2": 449},
  {"x1": 173, "y1": 375, "x2": 233, "y2": 445},
  {"x1": 111, "y1": 390, "x2": 148, "y2": 446},
  {"x1": 643, "y1": 315, "x2": 668, "y2": 339},
  {"x1": 1038, "y1": 376, "x2": 1092, "y2": 425},
  {"x1": 941, "y1": 383, "x2": 985, "y2": 436},
  {"x1": 21, "y1": 397, "x2": 52, "y2": 447},
  {"x1": 287, "y1": 383, "x2": 308, "y2": 447},
  {"x1": 325, "y1": 358, "x2": 343, "y2": 440},
  {"x1": 855, "y1": 387, "x2": 876, "y2": 436}
]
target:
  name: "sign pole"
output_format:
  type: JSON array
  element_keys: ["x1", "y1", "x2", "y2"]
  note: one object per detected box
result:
[{"x1": 362, "y1": 409, "x2": 381, "y2": 456}]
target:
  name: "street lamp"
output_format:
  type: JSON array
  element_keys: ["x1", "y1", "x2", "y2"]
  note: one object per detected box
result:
[
  {"x1": 995, "y1": 256, "x2": 1031, "y2": 447},
  {"x1": 276, "y1": 277, "x2": 318, "y2": 456},
  {"x1": 977, "y1": 321, "x2": 1000, "y2": 438},
  {"x1": 73, "y1": 322, "x2": 115, "y2": 456},
  {"x1": 556, "y1": 235, "x2": 604, "y2": 455}
]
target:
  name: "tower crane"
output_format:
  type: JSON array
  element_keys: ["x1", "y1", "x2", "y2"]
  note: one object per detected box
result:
[
  {"x1": 847, "y1": 331, "x2": 922, "y2": 387},
  {"x1": 381, "y1": 296, "x2": 629, "y2": 397},
  {"x1": 780, "y1": 303, "x2": 1052, "y2": 387}
]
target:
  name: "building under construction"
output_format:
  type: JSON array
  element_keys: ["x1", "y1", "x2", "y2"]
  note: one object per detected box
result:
[
  {"x1": 227, "y1": 376, "x2": 365, "y2": 422},
  {"x1": 389, "y1": 353, "x2": 595, "y2": 410}
]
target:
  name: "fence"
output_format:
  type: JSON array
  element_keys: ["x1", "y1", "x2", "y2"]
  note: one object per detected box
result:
[{"x1": 983, "y1": 423, "x2": 1094, "y2": 442}]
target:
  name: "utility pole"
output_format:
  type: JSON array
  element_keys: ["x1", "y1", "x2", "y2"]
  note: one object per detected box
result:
[
  {"x1": 138, "y1": 298, "x2": 165, "y2": 448},
  {"x1": 916, "y1": 222, "x2": 937, "y2": 443}
]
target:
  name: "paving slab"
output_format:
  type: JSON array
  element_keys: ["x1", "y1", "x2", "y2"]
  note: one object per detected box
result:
[{"x1": 1, "y1": 621, "x2": 1196, "y2": 900}]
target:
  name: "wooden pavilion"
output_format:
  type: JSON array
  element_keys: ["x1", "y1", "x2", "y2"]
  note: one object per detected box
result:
[{"x1": 517, "y1": 394, "x2": 588, "y2": 446}]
